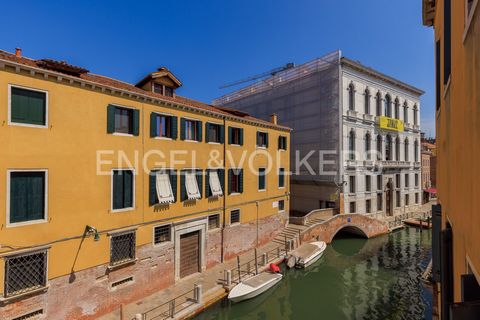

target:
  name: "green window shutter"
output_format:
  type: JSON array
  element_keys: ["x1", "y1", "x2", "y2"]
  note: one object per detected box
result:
[
  {"x1": 133, "y1": 109, "x2": 140, "y2": 136},
  {"x1": 107, "y1": 105, "x2": 115, "y2": 134},
  {"x1": 239, "y1": 169, "x2": 244, "y2": 193},
  {"x1": 228, "y1": 169, "x2": 232, "y2": 195},
  {"x1": 10, "y1": 173, "x2": 27, "y2": 223},
  {"x1": 149, "y1": 171, "x2": 157, "y2": 206},
  {"x1": 219, "y1": 125, "x2": 225, "y2": 144},
  {"x1": 218, "y1": 169, "x2": 225, "y2": 193},
  {"x1": 112, "y1": 171, "x2": 123, "y2": 209},
  {"x1": 239, "y1": 128, "x2": 244, "y2": 146},
  {"x1": 171, "y1": 116, "x2": 178, "y2": 139},
  {"x1": 278, "y1": 136, "x2": 281, "y2": 150},
  {"x1": 150, "y1": 113, "x2": 157, "y2": 138},
  {"x1": 228, "y1": 127, "x2": 233, "y2": 144},
  {"x1": 256, "y1": 132, "x2": 260, "y2": 146},
  {"x1": 30, "y1": 174, "x2": 45, "y2": 221},
  {"x1": 279, "y1": 168, "x2": 285, "y2": 188},
  {"x1": 197, "y1": 169, "x2": 203, "y2": 199},
  {"x1": 180, "y1": 170, "x2": 186, "y2": 201},
  {"x1": 196, "y1": 121, "x2": 203, "y2": 142},
  {"x1": 205, "y1": 169, "x2": 211, "y2": 198},
  {"x1": 265, "y1": 133, "x2": 269, "y2": 148},
  {"x1": 170, "y1": 170, "x2": 177, "y2": 202},
  {"x1": 205, "y1": 123, "x2": 210, "y2": 143},
  {"x1": 11, "y1": 87, "x2": 46, "y2": 126},
  {"x1": 123, "y1": 171, "x2": 133, "y2": 208},
  {"x1": 180, "y1": 118, "x2": 186, "y2": 140}
]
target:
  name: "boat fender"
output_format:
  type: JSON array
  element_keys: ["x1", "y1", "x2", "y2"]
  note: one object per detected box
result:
[
  {"x1": 286, "y1": 255, "x2": 297, "y2": 269},
  {"x1": 269, "y1": 263, "x2": 281, "y2": 273}
]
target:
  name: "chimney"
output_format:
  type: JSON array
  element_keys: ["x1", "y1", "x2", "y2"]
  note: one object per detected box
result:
[
  {"x1": 15, "y1": 48, "x2": 22, "y2": 57},
  {"x1": 270, "y1": 113, "x2": 278, "y2": 125}
]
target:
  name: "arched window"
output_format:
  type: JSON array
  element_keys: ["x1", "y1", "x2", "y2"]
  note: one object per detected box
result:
[
  {"x1": 376, "y1": 135, "x2": 383, "y2": 160},
  {"x1": 414, "y1": 140, "x2": 419, "y2": 162},
  {"x1": 404, "y1": 138, "x2": 409, "y2": 161},
  {"x1": 403, "y1": 102, "x2": 408, "y2": 123},
  {"x1": 413, "y1": 104, "x2": 418, "y2": 125},
  {"x1": 384, "y1": 94, "x2": 392, "y2": 117},
  {"x1": 364, "y1": 88, "x2": 370, "y2": 115},
  {"x1": 394, "y1": 98, "x2": 400, "y2": 119},
  {"x1": 348, "y1": 82, "x2": 355, "y2": 111},
  {"x1": 365, "y1": 132, "x2": 371, "y2": 160},
  {"x1": 395, "y1": 136, "x2": 400, "y2": 160},
  {"x1": 385, "y1": 135, "x2": 392, "y2": 161},
  {"x1": 348, "y1": 130, "x2": 356, "y2": 160},
  {"x1": 376, "y1": 91, "x2": 382, "y2": 116}
]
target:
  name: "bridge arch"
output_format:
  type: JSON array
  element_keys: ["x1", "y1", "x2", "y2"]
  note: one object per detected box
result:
[{"x1": 330, "y1": 224, "x2": 368, "y2": 242}]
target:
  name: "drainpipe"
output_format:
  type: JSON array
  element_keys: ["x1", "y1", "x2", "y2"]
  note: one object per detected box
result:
[
  {"x1": 221, "y1": 117, "x2": 226, "y2": 263},
  {"x1": 256, "y1": 201, "x2": 260, "y2": 247}
]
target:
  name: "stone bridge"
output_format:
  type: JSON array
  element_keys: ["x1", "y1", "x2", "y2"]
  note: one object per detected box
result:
[{"x1": 275, "y1": 212, "x2": 389, "y2": 246}]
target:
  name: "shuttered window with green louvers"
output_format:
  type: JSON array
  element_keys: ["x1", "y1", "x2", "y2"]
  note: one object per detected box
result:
[
  {"x1": 10, "y1": 87, "x2": 47, "y2": 126},
  {"x1": 107, "y1": 105, "x2": 139, "y2": 136},
  {"x1": 150, "y1": 113, "x2": 178, "y2": 139},
  {"x1": 228, "y1": 127, "x2": 243, "y2": 145},
  {"x1": 112, "y1": 170, "x2": 134, "y2": 210},
  {"x1": 149, "y1": 169, "x2": 177, "y2": 206},
  {"x1": 9, "y1": 171, "x2": 46, "y2": 223},
  {"x1": 228, "y1": 168, "x2": 243, "y2": 194}
]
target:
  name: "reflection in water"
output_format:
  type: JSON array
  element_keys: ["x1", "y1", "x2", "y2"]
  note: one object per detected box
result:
[{"x1": 195, "y1": 227, "x2": 432, "y2": 320}]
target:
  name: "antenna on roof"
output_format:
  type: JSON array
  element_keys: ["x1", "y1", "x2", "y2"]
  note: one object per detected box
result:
[{"x1": 219, "y1": 63, "x2": 294, "y2": 89}]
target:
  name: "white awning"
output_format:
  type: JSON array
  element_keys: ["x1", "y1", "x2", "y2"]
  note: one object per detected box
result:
[
  {"x1": 209, "y1": 170, "x2": 223, "y2": 196},
  {"x1": 185, "y1": 171, "x2": 201, "y2": 200},
  {"x1": 156, "y1": 171, "x2": 174, "y2": 204}
]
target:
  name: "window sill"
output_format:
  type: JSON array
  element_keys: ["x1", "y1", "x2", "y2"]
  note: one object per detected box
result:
[
  {"x1": 7, "y1": 218, "x2": 48, "y2": 228},
  {"x1": 208, "y1": 227, "x2": 221, "y2": 233},
  {"x1": 154, "y1": 136, "x2": 173, "y2": 141},
  {"x1": 113, "y1": 132, "x2": 134, "y2": 137},
  {"x1": 229, "y1": 143, "x2": 242, "y2": 147},
  {"x1": 278, "y1": 149, "x2": 287, "y2": 152},
  {"x1": 0, "y1": 285, "x2": 49, "y2": 302},
  {"x1": 463, "y1": 0, "x2": 479, "y2": 43},
  {"x1": 111, "y1": 207, "x2": 135, "y2": 213},
  {"x1": 8, "y1": 121, "x2": 48, "y2": 129},
  {"x1": 153, "y1": 241, "x2": 173, "y2": 248},
  {"x1": 184, "y1": 139, "x2": 200, "y2": 143},
  {"x1": 443, "y1": 76, "x2": 452, "y2": 100},
  {"x1": 258, "y1": 189, "x2": 266, "y2": 192},
  {"x1": 278, "y1": 210, "x2": 286, "y2": 214},
  {"x1": 207, "y1": 142, "x2": 222, "y2": 145},
  {"x1": 107, "y1": 258, "x2": 137, "y2": 270},
  {"x1": 256, "y1": 146, "x2": 267, "y2": 149},
  {"x1": 229, "y1": 222, "x2": 241, "y2": 227},
  {"x1": 229, "y1": 192, "x2": 241, "y2": 196}
]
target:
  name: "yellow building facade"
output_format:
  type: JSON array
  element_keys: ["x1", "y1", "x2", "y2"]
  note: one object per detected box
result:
[
  {"x1": 423, "y1": 0, "x2": 480, "y2": 318},
  {"x1": 0, "y1": 50, "x2": 290, "y2": 319}
]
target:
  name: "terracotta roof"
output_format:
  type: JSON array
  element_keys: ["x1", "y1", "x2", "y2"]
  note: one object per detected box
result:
[{"x1": 0, "y1": 49, "x2": 290, "y2": 131}]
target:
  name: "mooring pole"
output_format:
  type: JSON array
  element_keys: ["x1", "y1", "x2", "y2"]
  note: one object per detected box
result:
[
  {"x1": 255, "y1": 248, "x2": 259, "y2": 275},
  {"x1": 237, "y1": 255, "x2": 241, "y2": 282}
]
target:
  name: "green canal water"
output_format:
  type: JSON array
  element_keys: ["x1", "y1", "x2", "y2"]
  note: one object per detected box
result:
[{"x1": 195, "y1": 227, "x2": 432, "y2": 320}]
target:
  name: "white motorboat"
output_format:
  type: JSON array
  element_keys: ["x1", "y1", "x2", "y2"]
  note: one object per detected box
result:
[
  {"x1": 290, "y1": 241, "x2": 327, "y2": 268},
  {"x1": 227, "y1": 272, "x2": 283, "y2": 303}
]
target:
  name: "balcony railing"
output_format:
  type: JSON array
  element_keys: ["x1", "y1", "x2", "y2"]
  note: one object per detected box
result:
[{"x1": 381, "y1": 160, "x2": 412, "y2": 168}]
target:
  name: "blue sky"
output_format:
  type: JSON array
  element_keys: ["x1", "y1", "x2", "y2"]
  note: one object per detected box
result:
[{"x1": 0, "y1": 0, "x2": 435, "y2": 136}]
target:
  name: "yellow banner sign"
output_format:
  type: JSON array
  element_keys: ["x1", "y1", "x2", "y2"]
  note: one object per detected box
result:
[{"x1": 379, "y1": 116, "x2": 404, "y2": 132}]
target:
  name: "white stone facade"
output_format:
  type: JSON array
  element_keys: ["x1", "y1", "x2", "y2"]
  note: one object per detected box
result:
[{"x1": 341, "y1": 65, "x2": 422, "y2": 216}]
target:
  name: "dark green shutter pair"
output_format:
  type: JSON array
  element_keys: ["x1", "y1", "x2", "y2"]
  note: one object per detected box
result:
[
  {"x1": 227, "y1": 127, "x2": 244, "y2": 145},
  {"x1": 10, "y1": 87, "x2": 47, "y2": 126},
  {"x1": 150, "y1": 113, "x2": 178, "y2": 139},
  {"x1": 205, "y1": 123, "x2": 225, "y2": 143},
  {"x1": 10, "y1": 172, "x2": 45, "y2": 223},
  {"x1": 112, "y1": 170, "x2": 133, "y2": 210},
  {"x1": 196, "y1": 169, "x2": 203, "y2": 198},
  {"x1": 278, "y1": 136, "x2": 287, "y2": 150},
  {"x1": 180, "y1": 169, "x2": 202, "y2": 201},
  {"x1": 205, "y1": 169, "x2": 225, "y2": 198},
  {"x1": 227, "y1": 169, "x2": 243, "y2": 194},
  {"x1": 180, "y1": 118, "x2": 202, "y2": 142},
  {"x1": 149, "y1": 170, "x2": 177, "y2": 206},
  {"x1": 107, "y1": 105, "x2": 140, "y2": 136},
  {"x1": 256, "y1": 132, "x2": 269, "y2": 147},
  {"x1": 196, "y1": 121, "x2": 203, "y2": 142}
]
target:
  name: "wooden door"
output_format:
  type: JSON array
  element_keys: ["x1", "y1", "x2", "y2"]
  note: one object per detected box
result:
[{"x1": 179, "y1": 231, "x2": 200, "y2": 278}]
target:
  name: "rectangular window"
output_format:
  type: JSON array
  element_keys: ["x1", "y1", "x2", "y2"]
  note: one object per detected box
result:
[
  {"x1": 366, "y1": 175, "x2": 371, "y2": 192},
  {"x1": 415, "y1": 193, "x2": 419, "y2": 204},
  {"x1": 366, "y1": 199, "x2": 371, "y2": 213},
  {"x1": 164, "y1": 86, "x2": 174, "y2": 97},
  {"x1": 230, "y1": 209, "x2": 240, "y2": 224},
  {"x1": 151, "y1": 113, "x2": 177, "y2": 139},
  {"x1": 9, "y1": 171, "x2": 47, "y2": 225},
  {"x1": 396, "y1": 174, "x2": 401, "y2": 189},
  {"x1": 436, "y1": 40, "x2": 441, "y2": 110},
  {"x1": 377, "y1": 193, "x2": 382, "y2": 211},
  {"x1": 256, "y1": 132, "x2": 269, "y2": 148},
  {"x1": 377, "y1": 175, "x2": 382, "y2": 191},
  {"x1": 405, "y1": 174, "x2": 410, "y2": 188},
  {"x1": 181, "y1": 118, "x2": 202, "y2": 142},
  {"x1": 185, "y1": 171, "x2": 201, "y2": 200},
  {"x1": 206, "y1": 123, "x2": 224, "y2": 143},
  {"x1": 10, "y1": 86, "x2": 47, "y2": 126},
  {"x1": 185, "y1": 119, "x2": 197, "y2": 141},
  {"x1": 208, "y1": 214, "x2": 220, "y2": 230},
  {"x1": 258, "y1": 168, "x2": 266, "y2": 191},
  {"x1": 110, "y1": 231, "x2": 136, "y2": 266},
  {"x1": 444, "y1": 0, "x2": 451, "y2": 85},
  {"x1": 349, "y1": 176, "x2": 356, "y2": 193},
  {"x1": 153, "y1": 225, "x2": 171, "y2": 244},
  {"x1": 396, "y1": 191, "x2": 401, "y2": 207},
  {"x1": 415, "y1": 173, "x2": 419, "y2": 187},
  {"x1": 349, "y1": 202, "x2": 356, "y2": 213},
  {"x1": 279, "y1": 168, "x2": 285, "y2": 188},
  {"x1": 228, "y1": 127, "x2": 243, "y2": 145},
  {"x1": 150, "y1": 169, "x2": 176, "y2": 206},
  {"x1": 112, "y1": 170, "x2": 134, "y2": 211},
  {"x1": 228, "y1": 169, "x2": 243, "y2": 194},
  {"x1": 278, "y1": 136, "x2": 287, "y2": 150},
  {"x1": 114, "y1": 107, "x2": 134, "y2": 134},
  {"x1": 4, "y1": 250, "x2": 47, "y2": 298},
  {"x1": 207, "y1": 169, "x2": 223, "y2": 197},
  {"x1": 278, "y1": 200, "x2": 285, "y2": 212},
  {"x1": 405, "y1": 194, "x2": 410, "y2": 206}
]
